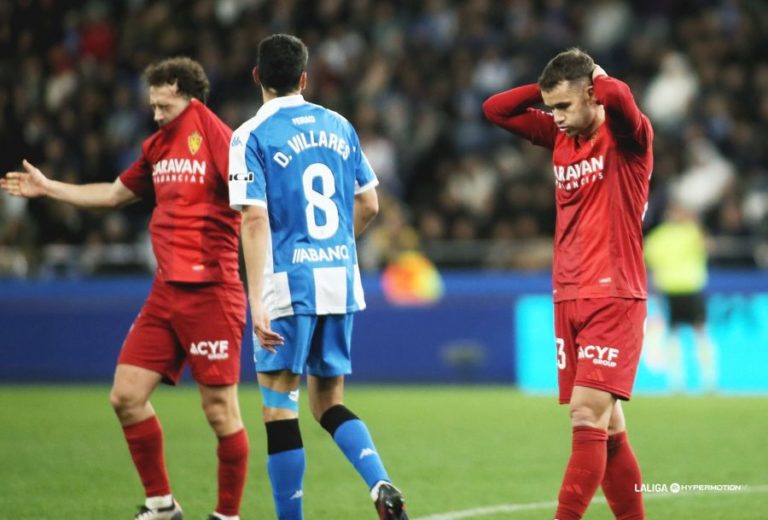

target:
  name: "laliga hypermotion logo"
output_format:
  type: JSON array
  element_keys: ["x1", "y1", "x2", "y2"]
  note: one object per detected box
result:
[{"x1": 188, "y1": 131, "x2": 203, "y2": 155}]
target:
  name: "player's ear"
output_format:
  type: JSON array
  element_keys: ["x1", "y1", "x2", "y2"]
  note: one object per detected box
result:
[
  {"x1": 252, "y1": 66, "x2": 261, "y2": 86},
  {"x1": 299, "y1": 71, "x2": 307, "y2": 92},
  {"x1": 585, "y1": 83, "x2": 596, "y2": 103}
]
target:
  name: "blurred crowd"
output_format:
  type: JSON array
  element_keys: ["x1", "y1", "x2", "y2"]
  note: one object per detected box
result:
[{"x1": 1, "y1": 0, "x2": 767, "y2": 277}]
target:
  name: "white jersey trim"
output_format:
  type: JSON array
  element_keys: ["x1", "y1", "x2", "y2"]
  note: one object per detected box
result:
[
  {"x1": 353, "y1": 264, "x2": 366, "y2": 310},
  {"x1": 264, "y1": 271, "x2": 294, "y2": 318},
  {"x1": 314, "y1": 266, "x2": 348, "y2": 314},
  {"x1": 228, "y1": 95, "x2": 308, "y2": 211},
  {"x1": 355, "y1": 178, "x2": 379, "y2": 195},
  {"x1": 232, "y1": 198, "x2": 267, "y2": 210}
]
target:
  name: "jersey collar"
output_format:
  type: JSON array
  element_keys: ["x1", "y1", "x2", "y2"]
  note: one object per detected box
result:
[
  {"x1": 158, "y1": 98, "x2": 198, "y2": 134},
  {"x1": 258, "y1": 94, "x2": 306, "y2": 115}
]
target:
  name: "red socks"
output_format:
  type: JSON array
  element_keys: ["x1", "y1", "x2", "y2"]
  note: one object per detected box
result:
[
  {"x1": 123, "y1": 417, "x2": 249, "y2": 516},
  {"x1": 602, "y1": 431, "x2": 645, "y2": 519},
  {"x1": 216, "y1": 428, "x2": 250, "y2": 516},
  {"x1": 555, "y1": 426, "x2": 608, "y2": 520},
  {"x1": 122, "y1": 416, "x2": 171, "y2": 497}
]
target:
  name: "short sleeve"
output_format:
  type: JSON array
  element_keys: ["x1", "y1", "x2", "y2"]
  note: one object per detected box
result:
[
  {"x1": 229, "y1": 130, "x2": 267, "y2": 211},
  {"x1": 118, "y1": 152, "x2": 153, "y2": 198},
  {"x1": 355, "y1": 151, "x2": 378, "y2": 194}
]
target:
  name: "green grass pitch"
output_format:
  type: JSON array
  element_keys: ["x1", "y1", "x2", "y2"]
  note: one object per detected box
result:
[{"x1": 1, "y1": 385, "x2": 766, "y2": 519}]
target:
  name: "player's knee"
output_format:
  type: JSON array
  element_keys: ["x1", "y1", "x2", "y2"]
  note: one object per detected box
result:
[
  {"x1": 319, "y1": 404, "x2": 359, "y2": 436},
  {"x1": 260, "y1": 385, "x2": 299, "y2": 422},
  {"x1": 109, "y1": 387, "x2": 143, "y2": 415},
  {"x1": 202, "y1": 395, "x2": 240, "y2": 432},
  {"x1": 569, "y1": 402, "x2": 604, "y2": 428},
  {"x1": 309, "y1": 397, "x2": 341, "y2": 422},
  {"x1": 266, "y1": 418, "x2": 302, "y2": 455}
]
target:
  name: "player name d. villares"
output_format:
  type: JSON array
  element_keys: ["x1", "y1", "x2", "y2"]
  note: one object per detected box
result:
[{"x1": 273, "y1": 130, "x2": 352, "y2": 167}]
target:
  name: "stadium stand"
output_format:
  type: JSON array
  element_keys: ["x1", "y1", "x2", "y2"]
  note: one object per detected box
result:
[{"x1": 1, "y1": 0, "x2": 767, "y2": 276}]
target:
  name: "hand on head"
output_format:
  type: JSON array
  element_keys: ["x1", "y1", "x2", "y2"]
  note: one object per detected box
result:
[{"x1": 592, "y1": 65, "x2": 607, "y2": 81}]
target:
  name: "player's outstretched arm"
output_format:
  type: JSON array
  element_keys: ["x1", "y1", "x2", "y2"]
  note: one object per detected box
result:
[
  {"x1": 1, "y1": 159, "x2": 51, "y2": 198},
  {"x1": 482, "y1": 84, "x2": 558, "y2": 148},
  {"x1": 1, "y1": 159, "x2": 139, "y2": 208},
  {"x1": 240, "y1": 205, "x2": 285, "y2": 352},
  {"x1": 591, "y1": 66, "x2": 647, "y2": 146},
  {"x1": 354, "y1": 187, "x2": 379, "y2": 237}
]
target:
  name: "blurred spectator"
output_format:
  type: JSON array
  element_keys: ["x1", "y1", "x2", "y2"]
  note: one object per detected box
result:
[
  {"x1": 643, "y1": 51, "x2": 699, "y2": 133},
  {"x1": 1, "y1": 0, "x2": 767, "y2": 276},
  {"x1": 0, "y1": 190, "x2": 31, "y2": 277},
  {"x1": 672, "y1": 135, "x2": 735, "y2": 215}
]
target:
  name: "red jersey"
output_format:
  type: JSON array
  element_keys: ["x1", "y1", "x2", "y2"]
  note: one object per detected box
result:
[
  {"x1": 120, "y1": 99, "x2": 240, "y2": 283},
  {"x1": 483, "y1": 77, "x2": 653, "y2": 301}
]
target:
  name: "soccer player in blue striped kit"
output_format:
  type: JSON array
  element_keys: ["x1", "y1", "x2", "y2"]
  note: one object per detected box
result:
[{"x1": 229, "y1": 34, "x2": 408, "y2": 520}]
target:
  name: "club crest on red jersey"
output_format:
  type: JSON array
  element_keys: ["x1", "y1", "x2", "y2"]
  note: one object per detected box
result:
[{"x1": 188, "y1": 131, "x2": 203, "y2": 155}]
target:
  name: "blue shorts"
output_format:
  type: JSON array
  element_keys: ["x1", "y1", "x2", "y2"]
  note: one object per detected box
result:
[{"x1": 254, "y1": 314, "x2": 354, "y2": 377}]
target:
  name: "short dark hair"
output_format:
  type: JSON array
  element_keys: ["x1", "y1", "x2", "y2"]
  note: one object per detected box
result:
[
  {"x1": 538, "y1": 48, "x2": 595, "y2": 92},
  {"x1": 144, "y1": 57, "x2": 210, "y2": 103},
  {"x1": 257, "y1": 34, "x2": 308, "y2": 95}
]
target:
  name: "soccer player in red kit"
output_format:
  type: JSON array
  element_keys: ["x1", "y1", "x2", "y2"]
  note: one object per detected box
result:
[
  {"x1": 1, "y1": 58, "x2": 248, "y2": 520},
  {"x1": 483, "y1": 48, "x2": 652, "y2": 520}
]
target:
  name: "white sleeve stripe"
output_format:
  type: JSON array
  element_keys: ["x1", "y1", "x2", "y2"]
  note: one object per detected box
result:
[
  {"x1": 355, "y1": 178, "x2": 379, "y2": 195},
  {"x1": 230, "y1": 198, "x2": 267, "y2": 211}
]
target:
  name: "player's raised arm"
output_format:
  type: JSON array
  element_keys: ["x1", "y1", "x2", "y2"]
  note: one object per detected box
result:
[
  {"x1": 1, "y1": 159, "x2": 139, "y2": 208},
  {"x1": 482, "y1": 84, "x2": 558, "y2": 148},
  {"x1": 591, "y1": 66, "x2": 648, "y2": 148}
]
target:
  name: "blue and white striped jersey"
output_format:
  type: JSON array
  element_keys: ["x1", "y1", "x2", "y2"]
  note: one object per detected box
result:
[{"x1": 229, "y1": 95, "x2": 378, "y2": 317}]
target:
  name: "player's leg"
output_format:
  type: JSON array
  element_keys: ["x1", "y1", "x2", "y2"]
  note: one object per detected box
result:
[
  {"x1": 601, "y1": 401, "x2": 645, "y2": 520},
  {"x1": 259, "y1": 370, "x2": 305, "y2": 520},
  {"x1": 309, "y1": 375, "x2": 393, "y2": 489},
  {"x1": 665, "y1": 295, "x2": 686, "y2": 392},
  {"x1": 555, "y1": 298, "x2": 645, "y2": 520},
  {"x1": 554, "y1": 300, "x2": 602, "y2": 520},
  {"x1": 666, "y1": 326, "x2": 685, "y2": 391},
  {"x1": 693, "y1": 322, "x2": 717, "y2": 391},
  {"x1": 179, "y1": 281, "x2": 249, "y2": 520},
  {"x1": 307, "y1": 314, "x2": 407, "y2": 519},
  {"x1": 690, "y1": 293, "x2": 716, "y2": 392},
  {"x1": 114, "y1": 283, "x2": 186, "y2": 519},
  {"x1": 252, "y1": 314, "x2": 313, "y2": 519},
  {"x1": 555, "y1": 385, "x2": 613, "y2": 520},
  {"x1": 111, "y1": 363, "x2": 163, "y2": 425},
  {"x1": 111, "y1": 364, "x2": 175, "y2": 509},
  {"x1": 198, "y1": 383, "x2": 249, "y2": 520}
]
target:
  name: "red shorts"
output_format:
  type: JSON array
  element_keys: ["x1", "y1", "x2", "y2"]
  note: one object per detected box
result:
[
  {"x1": 555, "y1": 298, "x2": 646, "y2": 404},
  {"x1": 119, "y1": 279, "x2": 246, "y2": 385}
]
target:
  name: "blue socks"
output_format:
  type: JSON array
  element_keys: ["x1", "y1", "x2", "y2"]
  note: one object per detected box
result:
[
  {"x1": 320, "y1": 405, "x2": 390, "y2": 489},
  {"x1": 265, "y1": 405, "x2": 391, "y2": 520},
  {"x1": 266, "y1": 419, "x2": 305, "y2": 519}
]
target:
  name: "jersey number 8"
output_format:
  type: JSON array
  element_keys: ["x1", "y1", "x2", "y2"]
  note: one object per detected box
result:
[{"x1": 303, "y1": 163, "x2": 339, "y2": 239}]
